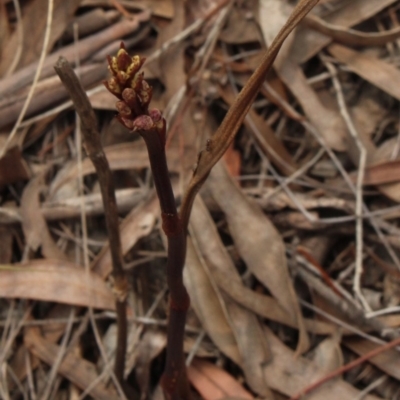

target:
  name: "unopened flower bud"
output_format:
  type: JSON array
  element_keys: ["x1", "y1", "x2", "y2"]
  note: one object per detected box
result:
[
  {"x1": 116, "y1": 101, "x2": 132, "y2": 117},
  {"x1": 118, "y1": 116, "x2": 134, "y2": 130},
  {"x1": 132, "y1": 115, "x2": 154, "y2": 132},
  {"x1": 116, "y1": 48, "x2": 132, "y2": 71},
  {"x1": 103, "y1": 77, "x2": 121, "y2": 97}
]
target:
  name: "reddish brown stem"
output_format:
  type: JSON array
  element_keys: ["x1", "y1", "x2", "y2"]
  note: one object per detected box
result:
[{"x1": 139, "y1": 127, "x2": 191, "y2": 399}]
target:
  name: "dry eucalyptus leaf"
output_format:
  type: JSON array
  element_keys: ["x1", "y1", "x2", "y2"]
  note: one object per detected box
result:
[
  {"x1": 383, "y1": 273, "x2": 400, "y2": 308},
  {"x1": 184, "y1": 237, "x2": 241, "y2": 364},
  {"x1": 25, "y1": 326, "x2": 118, "y2": 400},
  {"x1": 9, "y1": 305, "x2": 78, "y2": 387},
  {"x1": 134, "y1": 329, "x2": 167, "y2": 398},
  {"x1": 190, "y1": 197, "x2": 272, "y2": 396},
  {"x1": 277, "y1": 58, "x2": 347, "y2": 151},
  {"x1": 258, "y1": 0, "x2": 296, "y2": 69},
  {"x1": 220, "y1": 4, "x2": 261, "y2": 44},
  {"x1": 343, "y1": 337, "x2": 400, "y2": 382},
  {"x1": 91, "y1": 195, "x2": 158, "y2": 278},
  {"x1": 362, "y1": 160, "x2": 400, "y2": 186},
  {"x1": 190, "y1": 197, "x2": 336, "y2": 336},
  {"x1": 0, "y1": 259, "x2": 115, "y2": 310},
  {"x1": 329, "y1": 44, "x2": 400, "y2": 102},
  {"x1": 49, "y1": 141, "x2": 151, "y2": 199},
  {"x1": 312, "y1": 330, "x2": 343, "y2": 375},
  {"x1": 218, "y1": 84, "x2": 296, "y2": 175},
  {"x1": 187, "y1": 358, "x2": 254, "y2": 400},
  {"x1": 20, "y1": 171, "x2": 68, "y2": 261},
  {"x1": 291, "y1": 0, "x2": 399, "y2": 63},
  {"x1": 207, "y1": 161, "x2": 309, "y2": 354},
  {"x1": 263, "y1": 327, "x2": 380, "y2": 400},
  {"x1": 154, "y1": 0, "x2": 186, "y2": 104},
  {"x1": 368, "y1": 137, "x2": 400, "y2": 202},
  {"x1": 258, "y1": 0, "x2": 347, "y2": 151},
  {"x1": 305, "y1": 13, "x2": 400, "y2": 47}
]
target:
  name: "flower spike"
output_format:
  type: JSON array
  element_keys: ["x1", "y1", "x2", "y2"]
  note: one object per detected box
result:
[{"x1": 104, "y1": 42, "x2": 161, "y2": 135}]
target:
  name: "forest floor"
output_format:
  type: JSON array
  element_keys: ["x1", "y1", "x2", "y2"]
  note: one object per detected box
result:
[{"x1": 2, "y1": 0, "x2": 400, "y2": 399}]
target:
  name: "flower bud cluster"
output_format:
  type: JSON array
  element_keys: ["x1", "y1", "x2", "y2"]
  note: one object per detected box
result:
[{"x1": 104, "y1": 42, "x2": 165, "y2": 139}]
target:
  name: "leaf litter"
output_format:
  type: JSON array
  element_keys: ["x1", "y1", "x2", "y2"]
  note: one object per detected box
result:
[{"x1": 2, "y1": 0, "x2": 400, "y2": 398}]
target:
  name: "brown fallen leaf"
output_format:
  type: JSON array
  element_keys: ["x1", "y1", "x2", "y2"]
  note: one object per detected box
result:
[
  {"x1": 219, "y1": 4, "x2": 261, "y2": 44},
  {"x1": 20, "y1": 171, "x2": 68, "y2": 261},
  {"x1": 207, "y1": 161, "x2": 309, "y2": 354},
  {"x1": 263, "y1": 327, "x2": 381, "y2": 400},
  {"x1": 258, "y1": 0, "x2": 295, "y2": 69},
  {"x1": 24, "y1": 326, "x2": 118, "y2": 400},
  {"x1": 305, "y1": 13, "x2": 400, "y2": 47},
  {"x1": 291, "y1": 0, "x2": 399, "y2": 63},
  {"x1": 184, "y1": 237, "x2": 242, "y2": 365},
  {"x1": 343, "y1": 337, "x2": 400, "y2": 382},
  {"x1": 347, "y1": 92, "x2": 387, "y2": 166},
  {"x1": 190, "y1": 197, "x2": 336, "y2": 337},
  {"x1": 278, "y1": 58, "x2": 347, "y2": 151},
  {"x1": 154, "y1": 0, "x2": 186, "y2": 104},
  {"x1": 91, "y1": 195, "x2": 158, "y2": 278},
  {"x1": 189, "y1": 198, "x2": 272, "y2": 396},
  {"x1": 369, "y1": 137, "x2": 400, "y2": 202},
  {"x1": 133, "y1": 329, "x2": 167, "y2": 398},
  {"x1": 49, "y1": 141, "x2": 151, "y2": 198},
  {"x1": 154, "y1": 0, "x2": 206, "y2": 179},
  {"x1": 0, "y1": 259, "x2": 115, "y2": 310},
  {"x1": 312, "y1": 330, "x2": 343, "y2": 376},
  {"x1": 218, "y1": 84, "x2": 296, "y2": 175},
  {"x1": 258, "y1": 0, "x2": 347, "y2": 151},
  {"x1": 9, "y1": 304, "x2": 78, "y2": 386},
  {"x1": 329, "y1": 43, "x2": 400, "y2": 102},
  {"x1": 187, "y1": 358, "x2": 254, "y2": 400},
  {"x1": 222, "y1": 302, "x2": 272, "y2": 397},
  {"x1": 352, "y1": 159, "x2": 400, "y2": 186}
]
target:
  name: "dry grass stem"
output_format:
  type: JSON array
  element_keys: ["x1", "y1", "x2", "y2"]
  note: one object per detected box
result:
[
  {"x1": 323, "y1": 59, "x2": 369, "y2": 312},
  {"x1": 1, "y1": 0, "x2": 54, "y2": 157}
]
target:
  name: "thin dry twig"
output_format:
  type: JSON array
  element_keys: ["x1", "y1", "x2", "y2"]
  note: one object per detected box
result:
[
  {"x1": 25, "y1": 351, "x2": 36, "y2": 400},
  {"x1": 323, "y1": 59, "x2": 369, "y2": 312},
  {"x1": 40, "y1": 308, "x2": 75, "y2": 400},
  {"x1": 0, "y1": 305, "x2": 30, "y2": 368},
  {"x1": 289, "y1": 335, "x2": 400, "y2": 400},
  {"x1": 54, "y1": 57, "x2": 128, "y2": 387}
]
